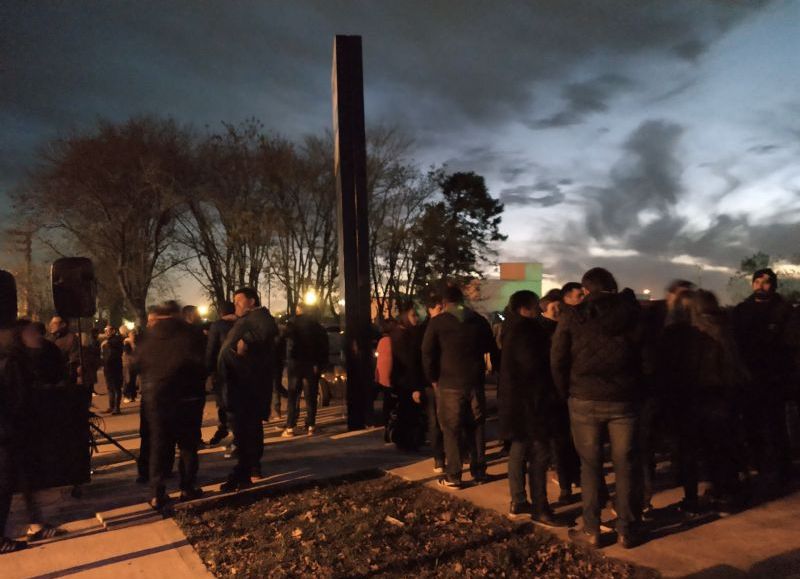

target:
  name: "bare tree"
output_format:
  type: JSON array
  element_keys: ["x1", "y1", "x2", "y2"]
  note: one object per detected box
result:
[
  {"x1": 177, "y1": 120, "x2": 284, "y2": 307},
  {"x1": 16, "y1": 117, "x2": 192, "y2": 324}
]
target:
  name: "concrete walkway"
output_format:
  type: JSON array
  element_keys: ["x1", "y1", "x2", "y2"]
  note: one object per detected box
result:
[
  {"x1": 2, "y1": 385, "x2": 799, "y2": 578},
  {"x1": 390, "y1": 439, "x2": 800, "y2": 578}
]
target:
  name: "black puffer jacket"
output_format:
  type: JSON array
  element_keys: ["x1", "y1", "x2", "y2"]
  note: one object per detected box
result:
[
  {"x1": 497, "y1": 312, "x2": 555, "y2": 441},
  {"x1": 390, "y1": 323, "x2": 425, "y2": 394},
  {"x1": 421, "y1": 304, "x2": 497, "y2": 391},
  {"x1": 551, "y1": 292, "x2": 642, "y2": 402}
]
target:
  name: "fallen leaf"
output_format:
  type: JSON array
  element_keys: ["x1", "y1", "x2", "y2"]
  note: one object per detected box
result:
[
  {"x1": 385, "y1": 515, "x2": 405, "y2": 527},
  {"x1": 292, "y1": 528, "x2": 303, "y2": 539}
]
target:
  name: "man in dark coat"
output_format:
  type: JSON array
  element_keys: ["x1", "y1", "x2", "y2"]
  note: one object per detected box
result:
[
  {"x1": 422, "y1": 285, "x2": 498, "y2": 488},
  {"x1": 0, "y1": 316, "x2": 28, "y2": 554},
  {"x1": 420, "y1": 294, "x2": 445, "y2": 473},
  {"x1": 282, "y1": 303, "x2": 328, "y2": 437},
  {"x1": 538, "y1": 289, "x2": 581, "y2": 504},
  {"x1": 218, "y1": 287, "x2": 278, "y2": 490},
  {"x1": 204, "y1": 301, "x2": 237, "y2": 446},
  {"x1": 101, "y1": 325, "x2": 124, "y2": 414},
  {"x1": 551, "y1": 268, "x2": 642, "y2": 548},
  {"x1": 732, "y1": 268, "x2": 796, "y2": 482},
  {"x1": 499, "y1": 291, "x2": 563, "y2": 526},
  {"x1": 137, "y1": 301, "x2": 207, "y2": 509},
  {"x1": 48, "y1": 316, "x2": 81, "y2": 386}
]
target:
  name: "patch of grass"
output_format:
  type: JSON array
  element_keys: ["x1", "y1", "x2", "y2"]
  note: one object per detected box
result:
[{"x1": 175, "y1": 471, "x2": 656, "y2": 578}]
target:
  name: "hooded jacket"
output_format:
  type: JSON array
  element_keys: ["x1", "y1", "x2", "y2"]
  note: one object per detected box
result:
[
  {"x1": 551, "y1": 291, "x2": 642, "y2": 402},
  {"x1": 421, "y1": 304, "x2": 496, "y2": 391}
]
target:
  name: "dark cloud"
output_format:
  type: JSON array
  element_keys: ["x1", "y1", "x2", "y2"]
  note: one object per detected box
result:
[
  {"x1": 499, "y1": 181, "x2": 567, "y2": 207},
  {"x1": 747, "y1": 144, "x2": 781, "y2": 155},
  {"x1": 672, "y1": 39, "x2": 708, "y2": 62},
  {"x1": 532, "y1": 74, "x2": 634, "y2": 129},
  {"x1": 584, "y1": 119, "x2": 685, "y2": 238},
  {"x1": 0, "y1": 0, "x2": 768, "y2": 179}
]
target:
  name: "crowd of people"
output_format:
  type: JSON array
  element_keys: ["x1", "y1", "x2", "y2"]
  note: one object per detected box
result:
[
  {"x1": 399, "y1": 266, "x2": 798, "y2": 549},
  {"x1": 2, "y1": 266, "x2": 799, "y2": 554}
]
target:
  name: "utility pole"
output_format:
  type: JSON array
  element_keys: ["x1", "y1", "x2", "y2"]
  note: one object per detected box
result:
[{"x1": 7, "y1": 228, "x2": 33, "y2": 317}]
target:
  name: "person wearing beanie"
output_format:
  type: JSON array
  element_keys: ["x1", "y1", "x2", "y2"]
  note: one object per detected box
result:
[{"x1": 732, "y1": 268, "x2": 796, "y2": 484}]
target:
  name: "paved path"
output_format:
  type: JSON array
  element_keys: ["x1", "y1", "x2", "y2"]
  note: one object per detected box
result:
[
  {"x1": 3, "y1": 385, "x2": 800, "y2": 578},
  {"x1": 390, "y1": 439, "x2": 800, "y2": 578}
]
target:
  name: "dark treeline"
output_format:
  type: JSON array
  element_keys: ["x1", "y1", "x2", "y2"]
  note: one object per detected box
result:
[{"x1": 12, "y1": 116, "x2": 505, "y2": 325}]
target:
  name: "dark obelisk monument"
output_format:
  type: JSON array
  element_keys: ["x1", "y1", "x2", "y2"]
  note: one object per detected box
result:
[{"x1": 332, "y1": 35, "x2": 372, "y2": 430}]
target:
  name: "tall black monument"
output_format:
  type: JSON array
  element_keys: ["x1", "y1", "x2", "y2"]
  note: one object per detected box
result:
[{"x1": 332, "y1": 35, "x2": 372, "y2": 430}]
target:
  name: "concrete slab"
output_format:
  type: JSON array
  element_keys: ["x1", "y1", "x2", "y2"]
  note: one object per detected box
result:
[{"x1": 0, "y1": 519, "x2": 213, "y2": 579}]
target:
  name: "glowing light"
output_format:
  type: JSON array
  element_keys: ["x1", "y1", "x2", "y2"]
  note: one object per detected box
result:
[
  {"x1": 304, "y1": 289, "x2": 318, "y2": 306},
  {"x1": 337, "y1": 298, "x2": 345, "y2": 307},
  {"x1": 643, "y1": 289, "x2": 651, "y2": 295},
  {"x1": 197, "y1": 305, "x2": 209, "y2": 317},
  {"x1": 123, "y1": 320, "x2": 135, "y2": 331}
]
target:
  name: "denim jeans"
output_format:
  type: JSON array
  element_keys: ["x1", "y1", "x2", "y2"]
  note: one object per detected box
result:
[
  {"x1": 569, "y1": 397, "x2": 638, "y2": 535},
  {"x1": 286, "y1": 366, "x2": 319, "y2": 429},
  {"x1": 436, "y1": 385, "x2": 486, "y2": 483},
  {"x1": 508, "y1": 437, "x2": 550, "y2": 513}
]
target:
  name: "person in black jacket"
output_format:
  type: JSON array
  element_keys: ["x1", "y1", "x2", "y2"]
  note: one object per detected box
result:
[
  {"x1": 282, "y1": 303, "x2": 328, "y2": 437},
  {"x1": 101, "y1": 325, "x2": 124, "y2": 415},
  {"x1": 420, "y1": 294, "x2": 445, "y2": 472},
  {"x1": 678, "y1": 290, "x2": 746, "y2": 512},
  {"x1": 538, "y1": 289, "x2": 581, "y2": 504},
  {"x1": 386, "y1": 302, "x2": 426, "y2": 450},
  {"x1": 137, "y1": 301, "x2": 207, "y2": 509},
  {"x1": 218, "y1": 287, "x2": 278, "y2": 490},
  {"x1": 422, "y1": 285, "x2": 498, "y2": 488},
  {"x1": 0, "y1": 320, "x2": 29, "y2": 554},
  {"x1": 499, "y1": 291, "x2": 564, "y2": 526},
  {"x1": 551, "y1": 268, "x2": 642, "y2": 548},
  {"x1": 732, "y1": 268, "x2": 796, "y2": 483},
  {"x1": 204, "y1": 301, "x2": 237, "y2": 447}
]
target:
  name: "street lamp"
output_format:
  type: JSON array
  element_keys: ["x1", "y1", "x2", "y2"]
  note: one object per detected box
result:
[
  {"x1": 197, "y1": 305, "x2": 209, "y2": 318},
  {"x1": 304, "y1": 289, "x2": 318, "y2": 306}
]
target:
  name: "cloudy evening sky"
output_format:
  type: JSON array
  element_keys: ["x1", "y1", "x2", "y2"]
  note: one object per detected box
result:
[{"x1": 2, "y1": 0, "x2": 800, "y2": 303}]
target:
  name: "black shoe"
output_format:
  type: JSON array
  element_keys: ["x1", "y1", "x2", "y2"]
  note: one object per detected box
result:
[
  {"x1": 568, "y1": 528, "x2": 600, "y2": 548},
  {"x1": 508, "y1": 501, "x2": 532, "y2": 520},
  {"x1": 223, "y1": 445, "x2": 238, "y2": 459},
  {"x1": 250, "y1": 465, "x2": 262, "y2": 479},
  {"x1": 531, "y1": 510, "x2": 570, "y2": 528},
  {"x1": 220, "y1": 477, "x2": 252, "y2": 493},
  {"x1": 135, "y1": 475, "x2": 149, "y2": 485},
  {"x1": 207, "y1": 429, "x2": 229, "y2": 446},
  {"x1": 179, "y1": 487, "x2": 204, "y2": 501},
  {"x1": 437, "y1": 478, "x2": 462, "y2": 490},
  {"x1": 557, "y1": 488, "x2": 573, "y2": 504},
  {"x1": 471, "y1": 470, "x2": 488, "y2": 484},
  {"x1": 149, "y1": 495, "x2": 169, "y2": 511},
  {"x1": 678, "y1": 498, "x2": 702, "y2": 515},
  {"x1": 0, "y1": 537, "x2": 28, "y2": 554}
]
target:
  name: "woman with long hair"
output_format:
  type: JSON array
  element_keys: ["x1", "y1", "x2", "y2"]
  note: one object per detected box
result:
[{"x1": 679, "y1": 289, "x2": 747, "y2": 512}]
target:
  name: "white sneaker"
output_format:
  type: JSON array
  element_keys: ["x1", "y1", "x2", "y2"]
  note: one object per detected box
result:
[
  {"x1": 281, "y1": 428, "x2": 295, "y2": 438},
  {"x1": 307, "y1": 426, "x2": 316, "y2": 436}
]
